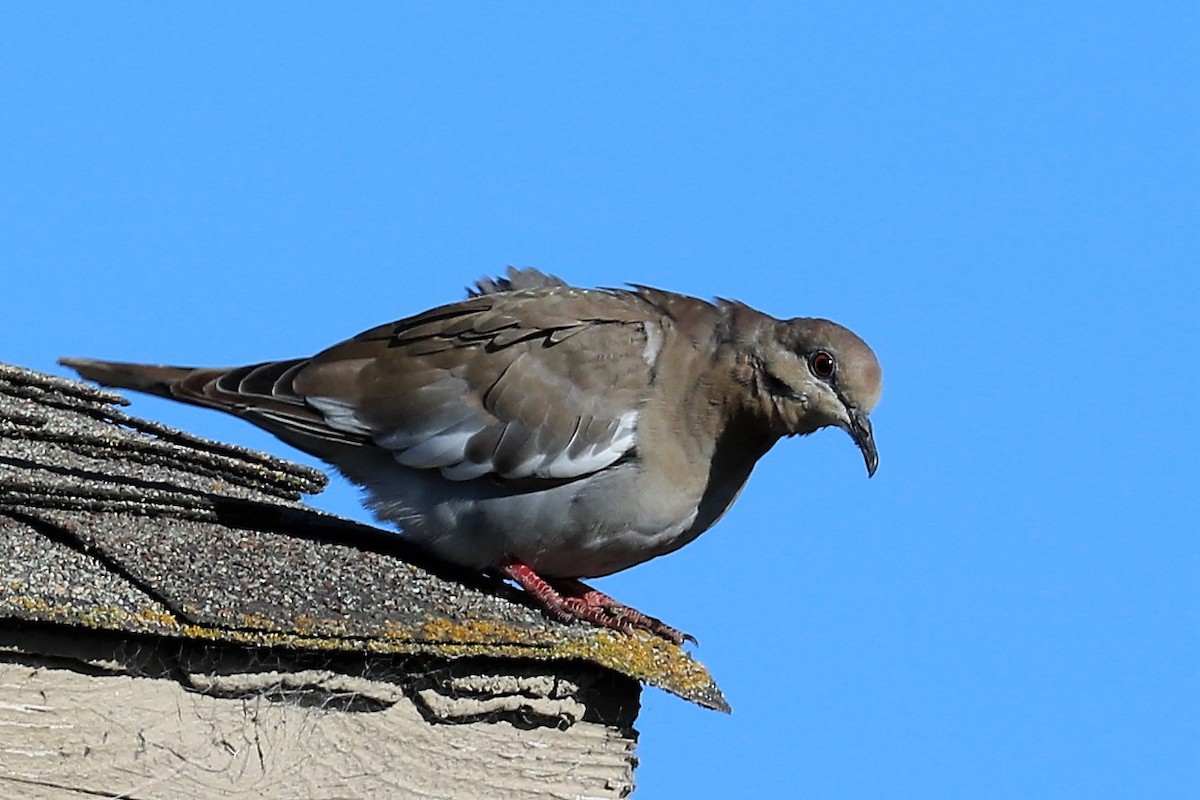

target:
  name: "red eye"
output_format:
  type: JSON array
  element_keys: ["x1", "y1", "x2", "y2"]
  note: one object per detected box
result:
[{"x1": 809, "y1": 350, "x2": 835, "y2": 378}]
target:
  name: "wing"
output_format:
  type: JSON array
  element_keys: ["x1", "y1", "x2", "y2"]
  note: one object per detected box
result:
[
  {"x1": 64, "y1": 284, "x2": 667, "y2": 486},
  {"x1": 296, "y1": 287, "x2": 663, "y2": 481}
]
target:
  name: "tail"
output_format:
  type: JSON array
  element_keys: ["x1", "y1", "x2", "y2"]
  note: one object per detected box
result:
[
  {"x1": 59, "y1": 358, "x2": 219, "y2": 403},
  {"x1": 58, "y1": 356, "x2": 367, "y2": 454}
]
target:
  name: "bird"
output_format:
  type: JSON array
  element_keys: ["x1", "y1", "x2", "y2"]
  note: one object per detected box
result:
[{"x1": 61, "y1": 268, "x2": 882, "y2": 645}]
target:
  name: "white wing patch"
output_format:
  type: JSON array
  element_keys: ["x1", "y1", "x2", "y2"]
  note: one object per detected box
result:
[
  {"x1": 538, "y1": 410, "x2": 637, "y2": 478},
  {"x1": 310, "y1": 394, "x2": 639, "y2": 483},
  {"x1": 307, "y1": 396, "x2": 373, "y2": 436}
]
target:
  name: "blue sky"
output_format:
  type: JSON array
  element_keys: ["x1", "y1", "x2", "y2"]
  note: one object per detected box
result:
[{"x1": 3, "y1": 4, "x2": 1197, "y2": 797}]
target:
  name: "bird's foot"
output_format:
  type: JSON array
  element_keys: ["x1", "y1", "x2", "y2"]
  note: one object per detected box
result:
[
  {"x1": 501, "y1": 561, "x2": 694, "y2": 646},
  {"x1": 556, "y1": 577, "x2": 698, "y2": 646}
]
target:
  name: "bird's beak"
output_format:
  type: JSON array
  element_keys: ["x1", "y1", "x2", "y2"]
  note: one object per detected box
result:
[{"x1": 845, "y1": 408, "x2": 878, "y2": 477}]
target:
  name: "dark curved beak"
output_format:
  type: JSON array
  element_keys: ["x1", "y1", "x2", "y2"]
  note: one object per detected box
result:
[{"x1": 846, "y1": 409, "x2": 878, "y2": 477}]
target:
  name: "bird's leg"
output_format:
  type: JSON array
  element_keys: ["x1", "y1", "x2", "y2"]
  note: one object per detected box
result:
[
  {"x1": 554, "y1": 577, "x2": 697, "y2": 646},
  {"x1": 500, "y1": 561, "x2": 693, "y2": 646},
  {"x1": 500, "y1": 561, "x2": 633, "y2": 634}
]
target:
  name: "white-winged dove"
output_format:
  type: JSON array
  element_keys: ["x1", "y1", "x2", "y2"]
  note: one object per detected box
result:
[{"x1": 61, "y1": 269, "x2": 882, "y2": 644}]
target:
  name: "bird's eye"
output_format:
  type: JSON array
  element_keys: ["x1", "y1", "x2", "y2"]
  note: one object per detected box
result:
[{"x1": 809, "y1": 350, "x2": 836, "y2": 378}]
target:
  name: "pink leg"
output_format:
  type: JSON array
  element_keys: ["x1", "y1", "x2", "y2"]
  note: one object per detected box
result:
[{"x1": 501, "y1": 561, "x2": 694, "y2": 646}]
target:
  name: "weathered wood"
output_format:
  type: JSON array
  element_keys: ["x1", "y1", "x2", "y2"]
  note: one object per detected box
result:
[{"x1": 0, "y1": 628, "x2": 639, "y2": 799}]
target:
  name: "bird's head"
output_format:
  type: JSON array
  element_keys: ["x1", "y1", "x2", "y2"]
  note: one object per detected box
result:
[{"x1": 742, "y1": 316, "x2": 882, "y2": 476}]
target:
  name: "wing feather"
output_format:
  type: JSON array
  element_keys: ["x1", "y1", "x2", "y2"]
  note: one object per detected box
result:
[
  {"x1": 65, "y1": 281, "x2": 676, "y2": 487},
  {"x1": 291, "y1": 287, "x2": 664, "y2": 483}
]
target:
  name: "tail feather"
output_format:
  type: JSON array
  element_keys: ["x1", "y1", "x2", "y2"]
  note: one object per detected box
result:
[
  {"x1": 58, "y1": 358, "x2": 217, "y2": 401},
  {"x1": 58, "y1": 356, "x2": 367, "y2": 453}
]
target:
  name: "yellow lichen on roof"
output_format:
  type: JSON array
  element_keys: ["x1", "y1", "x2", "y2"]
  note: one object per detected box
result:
[{"x1": 2, "y1": 591, "x2": 728, "y2": 711}]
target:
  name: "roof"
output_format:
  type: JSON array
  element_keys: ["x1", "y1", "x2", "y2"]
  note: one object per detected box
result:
[{"x1": 0, "y1": 362, "x2": 728, "y2": 712}]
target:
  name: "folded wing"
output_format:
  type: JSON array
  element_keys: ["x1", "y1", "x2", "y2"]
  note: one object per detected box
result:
[{"x1": 65, "y1": 285, "x2": 665, "y2": 486}]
